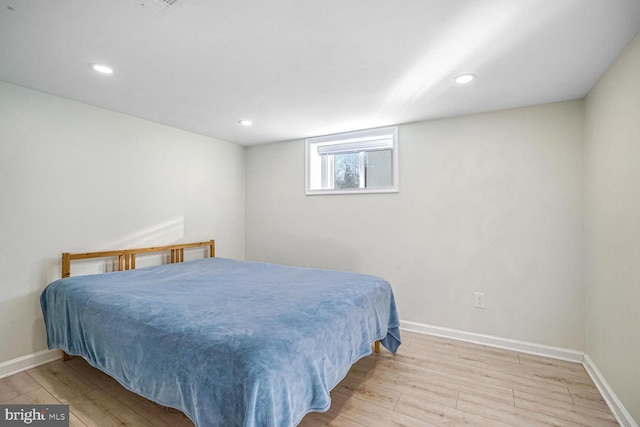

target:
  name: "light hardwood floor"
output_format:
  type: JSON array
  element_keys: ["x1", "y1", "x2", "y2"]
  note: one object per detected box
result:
[{"x1": 0, "y1": 331, "x2": 617, "y2": 426}]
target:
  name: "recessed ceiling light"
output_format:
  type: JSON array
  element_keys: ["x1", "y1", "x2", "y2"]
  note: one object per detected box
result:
[
  {"x1": 91, "y1": 64, "x2": 114, "y2": 75},
  {"x1": 454, "y1": 73, "x2": 476, "y2": 84},
  {"x1": 238, "y1": 120, "x2": 253, "y2": 126}
]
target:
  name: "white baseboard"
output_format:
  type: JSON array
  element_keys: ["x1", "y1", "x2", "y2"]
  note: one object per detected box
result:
[
  {"x1": 583, "y1": 354, "x2": 638, "y2": 427},
  {"x1": 0, "y1": 349, "x2": 61, "y2": 379},
  {"x1": 400, "y1": 320, "x2": 637, "y2": 427},
  {"x1": 400, "y1": 320, "x2": 584, "y2": 362}
]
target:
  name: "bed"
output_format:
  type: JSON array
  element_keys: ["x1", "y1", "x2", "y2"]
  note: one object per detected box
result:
[{"x1": 40, "y1": 240, "x2": 401, "y2": 427}]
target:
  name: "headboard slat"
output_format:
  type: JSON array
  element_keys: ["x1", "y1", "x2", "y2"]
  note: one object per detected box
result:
[{"x1": 61, "y1": 240, "x2": 215, "y2": 278}]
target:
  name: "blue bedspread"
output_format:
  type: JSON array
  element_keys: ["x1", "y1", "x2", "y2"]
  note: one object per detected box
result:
[{"x1": 40, "y1": 257, "x2": 401, "y2": 426}]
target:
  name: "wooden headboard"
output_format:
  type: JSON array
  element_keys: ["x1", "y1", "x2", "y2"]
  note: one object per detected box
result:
[{"x1": 62, "y1": 240, "x2": 215, "y2": 278}]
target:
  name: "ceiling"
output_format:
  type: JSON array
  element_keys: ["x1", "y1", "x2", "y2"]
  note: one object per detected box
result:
[{"x1": 1, "y1": 0, "x2": 639, "y2": 146}]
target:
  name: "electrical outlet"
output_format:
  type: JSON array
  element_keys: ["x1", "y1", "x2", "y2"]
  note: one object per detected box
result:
[{"x1": 474, "y1": 292, "x2": 486, "y2": 309}]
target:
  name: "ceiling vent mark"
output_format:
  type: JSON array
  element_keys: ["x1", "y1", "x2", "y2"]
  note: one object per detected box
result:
[{"x1": 140, "y1": 0, "x2": 182, "y2": 12}]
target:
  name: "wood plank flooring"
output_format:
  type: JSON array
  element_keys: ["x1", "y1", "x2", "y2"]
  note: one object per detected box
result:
[{"x1": 0, "y1": 330, "x2": 617, "y2": 426}]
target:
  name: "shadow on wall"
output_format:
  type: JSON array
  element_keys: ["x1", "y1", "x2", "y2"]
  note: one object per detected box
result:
[
  {"x1": 102, "y1": 217, "x2": 185, "y2": 250},
  {"x1": 0, "y1": 292, "x2": 49, "y2": 361},
  {"x1": 254, "y1": 235, "x2": 361, "y2": 273},
  {"x1": 43, "y1": 217, "x2": 188, "y2": 277}
]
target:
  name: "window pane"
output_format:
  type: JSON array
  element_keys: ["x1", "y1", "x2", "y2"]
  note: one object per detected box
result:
[
  {"x1": 335, "y1": 153, "x2": 360, "y2": 188},
  {"x1": 365, "y1": 150, "x2": 393, "y2": 188}
]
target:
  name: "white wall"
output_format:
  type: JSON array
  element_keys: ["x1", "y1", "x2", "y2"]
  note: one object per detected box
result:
[
  {"x1": 0, "y1": 81, "x2": 246, "y2": 364},
  {"x1": 584, "y1": 34, "x2": 640, "y2": 423},
  {"x1": 246, "y1": 100, "x2": 584, "y2": 350}
]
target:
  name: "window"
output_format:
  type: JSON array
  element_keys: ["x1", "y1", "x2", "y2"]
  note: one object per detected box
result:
[{"x1": 306, "y1": 126, "x2": 398, "y2": 195}]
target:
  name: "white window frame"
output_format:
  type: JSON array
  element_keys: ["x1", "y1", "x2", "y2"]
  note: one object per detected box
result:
[{"x1": 305, "y1": 126, "x2": 399, "y2": 195}]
